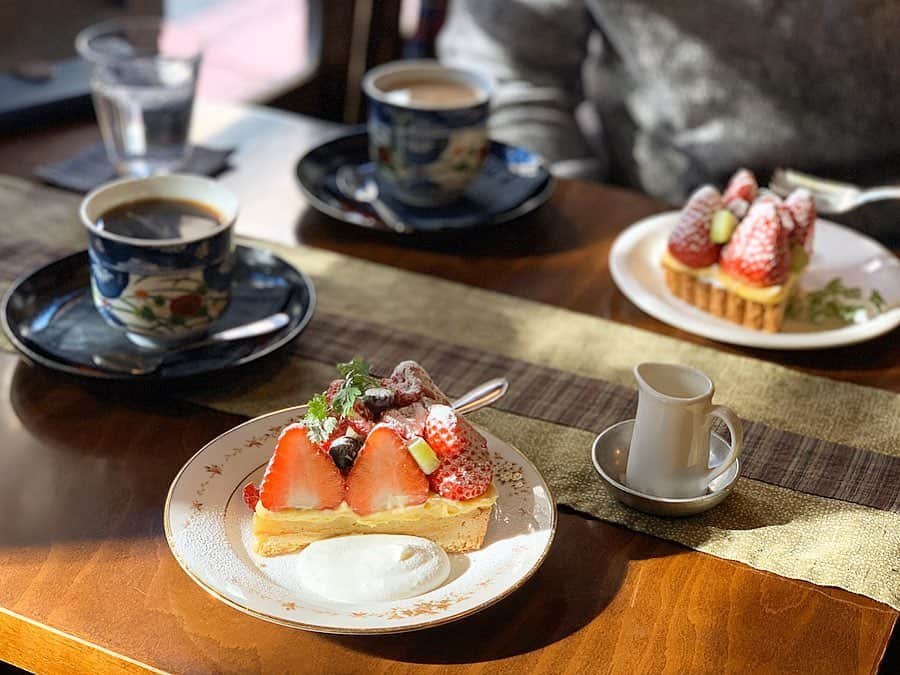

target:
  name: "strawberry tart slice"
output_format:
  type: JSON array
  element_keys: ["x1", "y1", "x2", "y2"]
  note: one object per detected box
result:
[
  {"x1": 245, "y1": 359, "x2": 497, "y2": 557},
  {"x1": 661, "y1": 168, "x2": 815, "y2": 332}
]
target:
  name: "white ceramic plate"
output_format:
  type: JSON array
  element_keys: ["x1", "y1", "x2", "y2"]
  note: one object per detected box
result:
[
  {"x1": 610, "y1": 212, "x2": 900, "y2": 349},
  {"x1": 164, "y1": 406, "x2": 557, "y2": 634}
]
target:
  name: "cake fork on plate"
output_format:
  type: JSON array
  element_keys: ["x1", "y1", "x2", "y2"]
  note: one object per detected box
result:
[{"x1": 769, "y1": 168, "x2": 900, "y2": 214}]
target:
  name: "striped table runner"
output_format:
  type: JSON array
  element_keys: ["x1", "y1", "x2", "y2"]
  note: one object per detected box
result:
[
  {"x1": 2, "y1": 175, "x2": 899, "y2": 610},
  {"x1": 294, "y1": 312, "x2": 900, "y2": 514}
]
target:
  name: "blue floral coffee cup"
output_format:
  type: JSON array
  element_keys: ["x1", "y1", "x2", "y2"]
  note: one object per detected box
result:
[
  {"x1": 80, "y1": 174, "x2": 239, "y2": 347},
  {"x1": 363, "y1": 60, "x2": 493, "y2": 207}
]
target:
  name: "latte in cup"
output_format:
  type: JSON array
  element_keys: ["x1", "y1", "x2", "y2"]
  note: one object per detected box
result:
[
  {"x1": 363, "y1": 60, "x2": 493, "y2": 207},
  {"x1": 381, "y1": 78, "x2": 483, "y2": 108}
]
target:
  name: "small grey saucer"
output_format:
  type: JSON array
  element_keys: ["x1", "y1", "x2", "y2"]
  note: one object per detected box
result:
[{"x1": 590, "y1": 419, "x2": 740, "y2": 517}]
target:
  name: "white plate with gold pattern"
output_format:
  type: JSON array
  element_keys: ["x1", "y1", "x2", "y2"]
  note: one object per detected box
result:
[
  {"x1": 610, "y1": 212, "x2": 900, "y2": 349},
  {"x1": 164, "y1": 405, "x2": 556, "y2": 634}
]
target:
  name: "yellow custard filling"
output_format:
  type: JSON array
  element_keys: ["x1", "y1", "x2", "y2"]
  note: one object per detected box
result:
[
  {"x1": 254, "y1": 484, "x2": 498, "y2": 527},
  {"x1": 661, "y1": 249, "x2": 799, "y2": 305}
]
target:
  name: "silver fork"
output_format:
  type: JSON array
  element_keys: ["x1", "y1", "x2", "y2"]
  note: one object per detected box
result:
[{"x1": 769, "y1": 168, "x2": 900, "y2": 214}]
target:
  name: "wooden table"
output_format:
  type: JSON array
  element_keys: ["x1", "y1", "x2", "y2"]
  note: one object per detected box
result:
[{"x1": 1, "y1": 102, "x2": 897, "y2": 674}]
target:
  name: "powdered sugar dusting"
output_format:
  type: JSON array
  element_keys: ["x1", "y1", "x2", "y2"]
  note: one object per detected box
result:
[
  {"x1": 720, "y1": 201, "x2": 791, "y2": 285},
  {"x1": 727, "y1": 197, "x2": 750, "y2": 219},
  {"x1": 668, "y1": 185, "x2": 722, "y2": 267},
  {"x1": 165, "y1": 407, "x2": 555, "y2": 632},
  {"x1": 429, "y1": 443, "x2": 493, "y2": 501},
  {"x1": 785, "y1": 188, "x2": 816, "y2": 252},
  {"x1": 723, "y1": 168, "x2": 758, "y2": 204}
]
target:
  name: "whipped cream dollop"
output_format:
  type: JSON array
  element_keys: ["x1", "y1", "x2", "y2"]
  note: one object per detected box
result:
[{"x1": 296, "y1": 535, "x2": 451, "y2": 603}]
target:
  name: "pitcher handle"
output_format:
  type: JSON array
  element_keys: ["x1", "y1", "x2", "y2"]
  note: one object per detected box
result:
[{"x1": 706, "y1": 405, "x2": 743, "y2": 482}]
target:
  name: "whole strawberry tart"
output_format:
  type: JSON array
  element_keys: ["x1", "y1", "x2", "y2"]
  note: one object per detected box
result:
[
  {"x1": 661, "y1": 168, "x2": 816, "y2": 332},
  {"x1": 243, "y1": 359, "x2": 497, "y2": 557}
]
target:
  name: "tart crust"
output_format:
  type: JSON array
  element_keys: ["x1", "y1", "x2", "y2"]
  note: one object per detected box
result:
[{"x1": 663, "y1": 266, "x2": 788, "y2": 332}]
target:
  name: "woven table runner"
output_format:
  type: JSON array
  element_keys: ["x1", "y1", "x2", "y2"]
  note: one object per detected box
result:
[{"x1": 2, "y1": 175, "x2": 899, "y2": 610}]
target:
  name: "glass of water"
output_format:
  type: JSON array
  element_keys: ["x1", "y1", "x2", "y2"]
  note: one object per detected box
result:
[{"x1": 76, "y1": 17, "x2": 201, "y2": 178}]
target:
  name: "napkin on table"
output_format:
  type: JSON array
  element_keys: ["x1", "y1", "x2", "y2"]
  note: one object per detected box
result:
[{"x1": 35, "y1": 142, "x2": 235, "y2": 193}]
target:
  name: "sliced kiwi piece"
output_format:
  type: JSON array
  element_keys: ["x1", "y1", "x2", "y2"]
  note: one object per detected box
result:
[
  {"x1": 710, "y1": 209, "x2": 739, "y2": 244},
  {"x1": 407, "y1": 437, "x2": 440, "y2": 474}
]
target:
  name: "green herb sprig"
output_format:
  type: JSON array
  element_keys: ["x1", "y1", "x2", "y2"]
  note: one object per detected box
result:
[
  {"x1": 303, "y1": 393, "x2": 337, "y2": 444},
  {"x1": 332, "y1": 357, "x2": 380, "y2": 418},
  {"x1": 302, "y1": 358, "x2": 380, "y2": 443},
  {"x1": 788, "y1": 278, "x2": 886, "y2": 324}
]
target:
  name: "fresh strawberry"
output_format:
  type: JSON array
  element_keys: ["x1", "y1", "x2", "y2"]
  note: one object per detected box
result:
[
  {"x1": 345, "y1": 425, "x2": 429, "y2": 515},
  {"x1": 383, "y1": 360, "x2": 450, "y2": 406},
  {"x1": 424, "y1": 404, "x2": 486, "y2": 459},
  {"x1": 726, "y1": 197, "x2": 750, "y2": 220},
  {"x1": 242, "y1": 483, "x2": 260, "y2": 511},
  {"x1": 785, "y1": 188, "x2": 816, "y2": 252},
  {"x1": 324, "y1": 379, "x2": 343, "y2": 407},
  {"x1": 381, "y1": 401, "x2": 430, "y2": 440},
  {"x1": 668, "y1": 185, "x2": 723, "y2": 268},
  {"x1": 753, "y1": 189, "x2": 780, "y2": 205},
  {"x1": 429, "y1": 442, "x2": 493, "y2": 501},
  {"x1": 347, "y1": 417, "x2": 374, "y2": 437},
  {"x1": 347, "y1": 398, "x2": 375, "y2": 436},
  {"x1": 322, "y1": 418, "x2": 350, "y2": 453},
  {"x1": 753, "y1": 190, "x2": 797, "y2": 232},
  {"x1": 777, "y1": 203, "x2": 796, "y2": 233},
  {"x1": 723, "y1": 168, "x2": 758, "y2": 205},
  {"x1": 259, "y1": 424, "x2": 345, "y2": 511},
  {"x1": 720, "y1": 201, "x2": 792, "y2": 287}
]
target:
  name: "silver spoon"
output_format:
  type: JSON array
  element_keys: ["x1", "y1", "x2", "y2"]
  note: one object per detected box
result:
[
  {"x1": 335, "y1": 165, "x2": 412, "y2": 234},
  {"x1": 92, "y1": 312, "x2": 291, "y2": 375},
  {"x1": 451, "y1": 377, "x2": 509, "y2": 415},
  {"x1": 770, "y1": 168, "x2": 900, "y2": 214}
]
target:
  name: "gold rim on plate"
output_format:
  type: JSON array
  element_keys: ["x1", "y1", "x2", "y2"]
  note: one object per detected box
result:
[{"x1": 163, "y1": 404, "x2": 557, "y2": 634}]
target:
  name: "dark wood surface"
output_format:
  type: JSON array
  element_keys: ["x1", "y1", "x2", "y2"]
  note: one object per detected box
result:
[
  {"x1": 295, "y1": 178, "x2": 900, "y2": 392},
  {"x1": 0, "y1": 112, "x2": 898, "y2": 674},
  {"x1": 3, "y1": 117, "x2": 897, "y2": 392}
]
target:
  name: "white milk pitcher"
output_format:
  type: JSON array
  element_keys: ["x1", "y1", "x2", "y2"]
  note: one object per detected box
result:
[{"x1": 625, "y1": 363, "x2": 743, "y2": 499}]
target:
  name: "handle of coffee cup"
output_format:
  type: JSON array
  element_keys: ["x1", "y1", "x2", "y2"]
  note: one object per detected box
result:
[{"x1": 706, "y1": 405, "x2": 743, "y2": 482}]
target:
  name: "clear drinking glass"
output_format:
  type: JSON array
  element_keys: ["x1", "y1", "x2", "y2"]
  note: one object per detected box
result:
[{"x1": 76, "y1": 17, "x2": 201, "y2": 178}]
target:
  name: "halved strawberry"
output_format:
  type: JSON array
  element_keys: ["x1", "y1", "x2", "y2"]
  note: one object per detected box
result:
[
  {"x1": 723, "y1": 168, "x2": 758, "y2": 205},
  {"x1": 720, "y1": 201, "x2": 791, "y2": 287},
  {"x1": 429, "y1": 443, "x2": 493, "y2": 501},
  {"x1": 668, "y1": 185, "x2": 723, "y2": 268},
  {"x1": 785, "y1": 188, "x2": 816, "y2": 252},
  {"x1": 242, "y1": 483, "x2": 260, "y2": 511},
  {"x1": 345, "y1": 424, "x2": 429, "y2": 515},
  {"x1": 424, "y1": 404, "x2": 486, "y2": 459},
  {"x1": 259, "y1": 424, "x2": 345, "y2": 511}
]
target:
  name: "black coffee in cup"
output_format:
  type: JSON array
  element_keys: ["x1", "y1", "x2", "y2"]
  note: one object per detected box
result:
[{"x1": 95, "y1": 198, "x2": 223, "y2": 241}]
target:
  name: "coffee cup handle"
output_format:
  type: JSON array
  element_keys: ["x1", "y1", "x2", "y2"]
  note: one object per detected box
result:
[{"x1": 706, "y1": 405, "x2": 743, "y2": 482}]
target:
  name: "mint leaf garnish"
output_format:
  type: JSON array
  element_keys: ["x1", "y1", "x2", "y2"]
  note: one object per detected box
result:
[
  {"x1": 332, "y1": 357, "x2": 379, "y2": 417},
  {"x1": 337, "y1": 357, "x2": 379, "y2": 390},
  {"x1": 302, "y1": 358, "x2": 380, "y2": 444},
  {"x1": 303, "y1": 393, "x2": 332, "y2": 443},
  {"x1": 332, "y1": 384, "x2": 361, "y2": 419},
  {"x1": 790, "y1": 277, "x2": 886, "y2": 325}
]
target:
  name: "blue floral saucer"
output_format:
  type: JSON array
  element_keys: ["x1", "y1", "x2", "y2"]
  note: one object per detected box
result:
[
  {"x1": 1, "y1": 245, "x2": 315, "y2": 381},
  {"x1": 295, "y1": 130, "x2": 554, "y2": 232}
]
